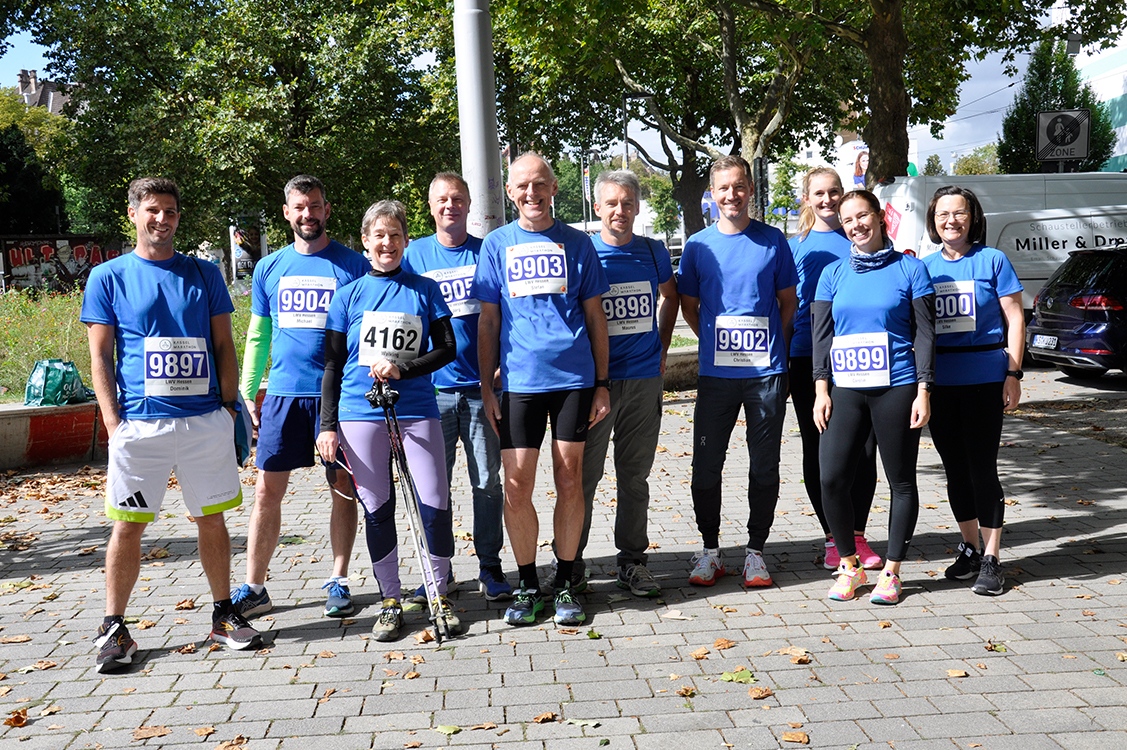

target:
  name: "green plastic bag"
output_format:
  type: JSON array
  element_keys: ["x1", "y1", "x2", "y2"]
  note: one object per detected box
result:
[{"x1": 24, "y1": 359, "x2": 91, "y2": 406}]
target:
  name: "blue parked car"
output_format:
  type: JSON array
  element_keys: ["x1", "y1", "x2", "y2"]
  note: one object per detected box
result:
[{"x1": 1027, "y1": 248, "x2": 1127, "y2": 378}]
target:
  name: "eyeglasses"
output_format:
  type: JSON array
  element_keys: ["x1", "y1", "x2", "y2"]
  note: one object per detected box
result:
[{"x1": 935, "y1": 210, "x2": 969, "y2": 222}]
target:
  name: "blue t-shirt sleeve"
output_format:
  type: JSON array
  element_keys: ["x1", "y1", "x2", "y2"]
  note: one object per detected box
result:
[
  {"x1": 814, "y1": 261, "x2": 840, "y2": 301},
  {"x1": 471, "y1": 241, "x2": 502, "y2": 304},
  {"x1": 79, "y1": 268, "x2": 116, "y2": 325},
  {"x1": 250, "y1": 260, "x2": 270, "y2": 317},
  {"x1": 992, "y1": 250, "x2": 1023, "y2": 297},
  {"x1": 909, "y1": 259, "x2": 935, "y2": 298},
  {"x1": 325, "y1": 286, "x2": 349, "y2": 333},
  {"x1": 676, "y1": 243, "x2": 700, "y2": 297},
  {"x1": 775, "y1": 237, "x2": 799, "y2": 291},
  {"x1": 202, "y1": 262, "x2": 235, "y2": 316},
  {"x1": 576, "y1": 237, "x2": 611, "y2": 301}
]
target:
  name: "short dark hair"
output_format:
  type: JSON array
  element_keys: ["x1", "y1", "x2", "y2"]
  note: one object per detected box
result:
[
  {"x1": 429, "y1": 172, "x2": 470, "y2": 197},
  {"x1": 128, "y1": 177, "x2": 180, "y2": 212},
  {"x1": 926, "y1": 185, "x2": 987, "y2": 245},
  {"x1": 709, "y1": 155, "x2": 752, "y2": 187},
  {"x1": 284, "y1": 175, "x2": 327, "y2": 204},
  {"x1": 839, "y1": 189, "x2": 889, "y2": 244}
]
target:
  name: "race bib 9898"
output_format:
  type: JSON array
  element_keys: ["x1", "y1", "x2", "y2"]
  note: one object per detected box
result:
[{"x1": 602, "y1": 281, "x2": 654, "y2": 337}]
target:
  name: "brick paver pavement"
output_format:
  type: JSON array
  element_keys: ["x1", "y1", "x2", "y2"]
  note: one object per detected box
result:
[{"x1": 1, "y1": 365, "x2": 1125, "y2": 749}]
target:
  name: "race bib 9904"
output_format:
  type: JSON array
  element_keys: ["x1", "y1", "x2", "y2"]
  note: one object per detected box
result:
[
  {"x1": 144, "y1": 337, "x2": 209, "y2": 396},
  {"x1": 358, "y1": 311, "x2": 423, "y2": 366},
  {"x1": 602, "y1": 281, "x2": 654, "y2": 337},
  {"x1": 831, "y1": 332, "x2": 889, "y2": 388},
  {"x1": 423, "y1": 265, "x2": 480, "y2": 318},
  {"x1": 278, "y1": 276, "x2": 336, "y2": 329},
  {"x1": 714, "y1": 315, "x2": 770, "y2": 367},
  {"x1": 506, "y1": 242, "x2": 567, "y2": 297},
  {"x1": 933, "y1": 280, "x2": 976, "y2": 334}
]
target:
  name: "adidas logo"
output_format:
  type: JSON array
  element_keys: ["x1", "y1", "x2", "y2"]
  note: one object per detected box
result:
[{"x1": 122, "y1": 491, "x2": 148, "y2": 509}]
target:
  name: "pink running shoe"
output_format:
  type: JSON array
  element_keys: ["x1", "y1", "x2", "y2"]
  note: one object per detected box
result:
[
  {"x1": 823, "y1": 540, "x2": 840, "y2": 571},
  {"x1": 827, "y1": 564, "x2": 867, "y2": 601},
  {"x1": 869, "y1": 570, "x2": 902, "y2": 605},
  {"x1": 854, "y1": 536, "x2": 882, "y2": 570}
]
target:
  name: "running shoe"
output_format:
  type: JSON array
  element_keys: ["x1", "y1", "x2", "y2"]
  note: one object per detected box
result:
[
  {"x1": 549, "y1": 557, "x2": 588, "y2": 593},
  {"x1": 617, "y1": 563, "x2": 661, "y2": 597},
  {"x1": 869, "y1": 570, "x2": 902, "y2": 605},
  {"x1": 94, "y1": 621, "x2": 137, "y2": 673},
  {"x1": 431, "y1": 596, "x2": 466, "y2": 635},
  {"x1": 210, "y1": 611, "x2": 263, "y2": 650},
  {"x1": 322, "y1": 578, "x2": 354, "y2": 617},
  {"x1": 854, "y1": 536, "x2": 883, "y2": 570},
  {"x1": 503, "y1": 585, "x2": 544, "y2": 626},
  {"x1": 553, "y1": 585, "x2": 586, "y2": 625},
  {"x1": 408, "y1": 570, "x2": 458, "y2": 604},
  {"x1": 742, "y1": 549, "x2": 773, "y2": 587},
  {"x1": 823, "y1": 540, "x2": 840, "y2": 571},
  {"x1": 372, "y1": 598, "x2": 404, "y2": 642},
  {"x1": 688, "y1": 550, "x2": 724, "y2": 586},
  {"x1": 971, "y1": 555, "x2": 1005, "y2": 596},
  {"x1": 945, "y1": 542, "x2": 982, "y2": 581},
  {"x1": 828, "y1": 564, "x2": 867, "y2": 601},
  {"x1": 230, "y1": 584, "x2": 272, "y2": 618},
  {"x1": 478, "y1": 567, "x2": 513, "y2": 601}
]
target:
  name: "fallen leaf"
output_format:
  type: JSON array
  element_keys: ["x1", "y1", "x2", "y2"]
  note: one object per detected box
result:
[
  {"x1": 563, "y1": 719, "x2": 599, "y2": 728},
  {"x1": 748, "y1": 686, "x2": 773, "y2": 699},
  {"x1": 215, "y1": 736, "x2": 249, "y2": 749},
  {"x1": 413, "y1": 630, "x2": 434, "y2": 644},
  {"x1": 1082, "y1": 610, "x2": 1096, "y2": 617},
  {"x1": 720, "y1": 669, "x2": 757, "y2": 684},
  {"x1": 720, "y1": 606, "x2": 737, "y2": 613},
  {"x1": 878, "y1": 621, "x2": 892, "y2": 629},
  {"x1": 663, "y1": 610, "x2": 691, "y2": 620},
  {"x1": 318, "y1": 650, "x2": 336, "y2": 658},
  {"x1": 409, "y1": 654, "x2": 425, "y2": 665},
  {"x1": 174, "y1": 618, "x2": 189, "y2": 624},
  {"x1": 788, "y1": 722, "x2": 803, "y2": 728},
  {"x1": 207, "y1": 643, "x2": 222, "y2": 653},
  {"x1": 676, "y1": 685, "x2": 696, "y2": 697},
  {"x1": 132, "y1": 726, "x2": 171, "y2": 740},
  {"x1": 781, "y1": 730, "x2": 809, "y2": 744},
  {"x1": 135, "y1": 620, "x2": 157, "y2": 630},
  {"x1": 976, "y1": 663, "x2": 987, "y2": 669},
  {"x1": 1116, "y1": 653, "x2": 1127, "y2": 662},
  {"x1": 386, "y1": 651, "x2": 406, "y2": 661},
  {"x1": 468, "y1": 722, "x2": 498, "y2": 730},
  {"x1": 0, "y1": 635, "x2": 31, "y2": 643},
  {"x1": 1063, "y1": 654, "x2": 1078, "y2": 659},
  {"x1": 435, "y1": 725, "x2": 461, "y2": 735},
  {"x1": 777, "y1": 646, "x2": 809, "y2": 657},
  {"x1": 39, "y1": 705, "x2": 61, "y2": 716},
  {"x1": 690, "y1": 647, "x2": 710, "y2": 660},
  {"x1": 319, "y1": 688, "x2": 336, "y2": 703},
  {"x1": 532, "y1": 712, "x2": 557, "y2": 723},
  {"x1": 714, "y1": 638, "x2": 737, "y2": 650},
  {"x1": 947, "y1": 669, "x2": 969, "y2": 678},
  {"x1": 47, "y1": 724, "x2": 63, "y2": 730},
  {"x1": 984, "y1": 640, "x2": 1007, "y2": 653},
  {"x1": 790, "y1": 654, "x2": 811, "y2": 665},
  {"x1": 404, "y1": 671, "x2": 420, "y2": 680},
  {"x1": 587, "y1": 629, "x2": 602, "y2": 640},
  {"x1": 405, "y1": 743, "x2": 422, "y2": 749},
  {"x1": 173, "y1": 643, "x2": 197, "y2": 654},
  {"x1": 0, "y1": 687, "x2": 11, "y2": 697},
  {"x1": 3, "y1": 709, "x2": 27, "y2": 727},
  {"x1": 558, "y1": 628, "x2": 579, "y2": 635},
  {"x1": 255, "y1": 647, "x2": 273, "y2": 656},
  {"x1": 384, "y1": 668, "x2": 400, "y2": 677},
  {"x1": 194, "y1": 727, "x2": 216, "y2": 737},
  {"x1": 175, "y1": 598, "x2": 195, "y2": 610},
  {"x1": 884, "y1": 654, "x2": 900, "y2": 660}
]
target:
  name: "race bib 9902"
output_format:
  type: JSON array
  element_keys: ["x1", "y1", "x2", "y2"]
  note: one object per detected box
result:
[
  {"x1": 506, "y1": 242, "x2": 567, "y2": 297},
  {"x1": 277, "y1": 276, "x2": 336, "y2": 329},
  {"x1": 358, "y1": 311, "x2": 423, "y2": 366},
  {"x1": 831, "y1": 332, "x2": 890, "y2": 388},
  {"x1": 933, "y1": 280, "x2": 976, "y2": 334},
  {"x1": 714, "y1": 315, "x2": 770, "y2": 367},
  {"x1": 423, "y1": 265, "x2": 480, "y2": 318},
  {"x1": 144, "y1": 337, "x2": 209, "y2": 396},
  {"x1": 602, "y1": 281, "x2": 654, "y2": 337}
]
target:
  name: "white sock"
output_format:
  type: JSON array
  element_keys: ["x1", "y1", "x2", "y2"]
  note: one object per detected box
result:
[{"x1": 246, "y1": 583, "x2": 265, "y2": 595}]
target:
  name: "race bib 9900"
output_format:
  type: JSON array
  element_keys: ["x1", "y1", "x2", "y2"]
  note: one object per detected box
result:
[
  {"x1": 358, "y1": 311, "x2": 423, "y2": 366},
  {"x1": 144, "y1": 337, "x2": 209, "y2": 396},
  {"x1": 714, "y1": 315, "x2": 770, "y2": 367},
  {"x1": 278, "y1": 276, "x2": 336, "y2": 329},
  {"x1": 602, "y1": 281, "x2": 654, "y2": 337},
  {"x1": 831, "y1": 332, "x2": 889, "y2": 388},
  {"x1": 933, "y1": 280, "x2": 976, "y2": 334},
  {"x1": 423, "y1": 265, "x2": 480, "y2": 318},
  {"x1": 506, "y1": 242, "x2": 567, "y2": 297}
]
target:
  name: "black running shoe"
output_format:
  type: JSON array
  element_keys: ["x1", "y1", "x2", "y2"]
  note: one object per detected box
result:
[
  {"x1": 945, "y1": 542, "x2": 982, "y2": 581},
  {"x1": 210, "y1": 611, "x2": 263, "y2": 650},
  {"x1": 94, "y1": 621, "x2": 137, "y2": 673},
  {"x1": 971, "y1": 555, "x2": 1005, "y2": 596}
]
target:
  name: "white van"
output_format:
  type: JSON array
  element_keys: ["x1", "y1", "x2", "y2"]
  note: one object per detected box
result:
[{"x1": 872, "y1": 174, "x2": 1127, "y2": 309}]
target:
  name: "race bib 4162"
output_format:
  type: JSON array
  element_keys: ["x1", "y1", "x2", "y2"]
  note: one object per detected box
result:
[{"x1": 358, "y1": 311, "x2": 423, "y2": 366}]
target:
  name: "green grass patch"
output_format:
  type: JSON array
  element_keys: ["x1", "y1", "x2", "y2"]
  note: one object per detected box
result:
[{"x1": 669, "y1": 334, "x2": 697, "y2": 349}]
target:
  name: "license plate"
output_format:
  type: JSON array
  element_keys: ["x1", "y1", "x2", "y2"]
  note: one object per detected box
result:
[{"x1": 1033, "y1": 334, "x2": 1058, "y2": 349}]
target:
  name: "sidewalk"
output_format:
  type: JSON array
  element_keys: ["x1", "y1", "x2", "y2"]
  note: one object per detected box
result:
[{"x1": 1, "y1": 366, "x2": 1125, "y2": 749}]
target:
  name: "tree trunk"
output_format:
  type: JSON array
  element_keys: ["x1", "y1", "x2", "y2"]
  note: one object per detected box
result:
[
  {"x1": 674, "y1": 149, "x2": 710, "y2": 238},
  {"x1": 861, "y1": 0, "x2": 910, "y2": 185}
]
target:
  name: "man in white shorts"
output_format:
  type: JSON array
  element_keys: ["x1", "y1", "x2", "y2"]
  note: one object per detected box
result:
[{"x1": 82, "y1": 177, "x2": 261, "y2": 674}]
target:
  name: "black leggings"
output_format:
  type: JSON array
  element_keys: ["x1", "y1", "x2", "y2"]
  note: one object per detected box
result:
[
  {"x1": 820, "y1": 384, "x2": 921, "y2": 562},
  {"x1": 928, "y1": 381, "x2": 1005, "y2": 529},
  {"x1": 790, "y1": 357, "x2": 878, "y2": 537}
]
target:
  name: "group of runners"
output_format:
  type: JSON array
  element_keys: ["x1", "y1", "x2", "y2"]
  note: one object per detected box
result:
[{"x1": 83, "y1": 152, "x2": 1024, "y2": 673}]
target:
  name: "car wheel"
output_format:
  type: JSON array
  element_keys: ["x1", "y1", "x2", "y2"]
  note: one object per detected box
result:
[{"x1": 1058, "y1": 365, "x2": 1108, "y2": 379}]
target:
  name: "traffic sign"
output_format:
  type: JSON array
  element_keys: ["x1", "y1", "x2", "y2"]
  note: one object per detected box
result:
[{"x1": 1036, "y1": 109, "x2": 1090, "y2": 161}]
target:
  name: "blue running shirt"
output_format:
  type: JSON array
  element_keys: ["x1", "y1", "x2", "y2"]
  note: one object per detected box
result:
[{"x1": 789, "y1": 228, "x2": 850, "y2": 358}]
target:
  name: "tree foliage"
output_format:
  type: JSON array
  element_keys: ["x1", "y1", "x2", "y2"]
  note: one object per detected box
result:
[
  {"x1": 997, "y1": 39, "x2": 1116, "y2": 174},
  {"x1": 922, "y1": 154, "x2": 946, "y2": 175},
  {"x1": 767, "y1": 149, "x2": 802, "y2": 234},
  {"x1": 953, "y1": 143, "x2": 1000, "y2": 175},
  {"x1": 0, "y1": 124, "x2": 65, "y2": 233}
]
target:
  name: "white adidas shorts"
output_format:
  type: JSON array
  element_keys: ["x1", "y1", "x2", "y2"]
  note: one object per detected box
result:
[{"x1": 105, "y1": 408, "x2": 242, "y2": 523}]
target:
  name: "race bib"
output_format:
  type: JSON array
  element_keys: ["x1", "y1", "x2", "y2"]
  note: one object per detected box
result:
[
  {"x1": 358, "y1": 311, "x2": 423, "y2": 366},
  {"x1": 423, "y1": 265, "x2": 480, "y2": 318},
  {"x1": 278, "y1": 275, "x2": 336, "y2": 329},
  {"x1": 144, "y1": 337, "x2": 209, "y2": 396},
  {"x1": 602, "y1": 281, "x2": 654, "y2": 337},
  {"x1": 506, "y1": 242, "x2": 567, "y2": 297},
  {"x1": 831, "y1": 332, "x2": 890, "y2": 388},
  {"x1": 934, "y1": 280, "x2": 976, "y2": 334},
  {"x1": 714, "y1": 315, "x2": 770, "y2": 367}
]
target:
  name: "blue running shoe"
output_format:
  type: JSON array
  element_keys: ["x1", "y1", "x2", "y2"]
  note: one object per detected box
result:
[
  {"x1": 230, "y1": 584, "x2": 272, "y2": 618},
  {"x1": 322, "y1": 579, "x2": 354, "y2": 617},
  {"x1": 553, "y1": 585, "x2": 586, "y2": 626},
  {"x1": 478, "y1": 567, "x2": 513, "y2": 601},
  {"x1": 409, "y1": 570, "x2": 458, "y2": 604},
  {"x1": 503, "y1": 586, "x2": 544, "y2": 626}
]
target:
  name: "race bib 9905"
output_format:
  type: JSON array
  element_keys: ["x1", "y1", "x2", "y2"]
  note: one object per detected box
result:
[
  {"x1": 933, "y1": 280, "x2": 976, "y2": 334},
  {"x1": 831, "y1": 332, "x2": 889, "y2": 388},
  {"x1": 423, "y1": 265, "x2": 480, "y2": 318},
  {"x1": 358, "y1": 311, "x2": 423, "y2": 366},
  {"x1": 714, "y1": 315, "x2": 770, "y2": 367},
  {"x1": 506, "y1": 242, "x2": 567, "y2": 297},
  {"x1": 278, "y1": 276, "x2": 336, "y2": 329},
  {"x1": 602, "y1": 281, "x2": 654, "y2": 337},
  {"x1": 144, "y1": 337, "x2": 209, "y2": 396}
]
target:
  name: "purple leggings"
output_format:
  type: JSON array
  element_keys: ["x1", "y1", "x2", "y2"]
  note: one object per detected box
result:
[{"x1": 339, "y1": 418, "x2": 453, "y2": 599}]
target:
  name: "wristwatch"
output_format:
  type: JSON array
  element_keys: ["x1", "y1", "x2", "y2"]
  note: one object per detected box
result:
[
  {"x1": 594, "y1": 379, "x2": 612, "y2": 390},
  {"x1": 1005, "y1": 369, "x2": 1024, "y2": 380},
  {"x1": 918, "y1": 381, "x2": 933, "y2": 392},
  {"x1": 222, "y1": 400, "x2": 243, "y2": 412}
]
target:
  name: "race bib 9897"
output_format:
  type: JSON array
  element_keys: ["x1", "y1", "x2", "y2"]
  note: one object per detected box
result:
[{"x1": 144, "y1": 337, "x2": 209, "y2": 396}]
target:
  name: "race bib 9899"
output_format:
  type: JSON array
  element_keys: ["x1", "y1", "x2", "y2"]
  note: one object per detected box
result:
[{"x1": 831, "y1": 332, "x2": 889, "y2": 388}]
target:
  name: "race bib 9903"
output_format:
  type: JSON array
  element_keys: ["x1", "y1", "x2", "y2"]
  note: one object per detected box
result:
[
  {"x1": 506, "y1": 242, "x2": 567, "y2": 297},
  {"x1": 831, "y1": 332, "x2": 889, "y2": 388},
  {"x1": 602, "y1": 281, "x2": 654, "y2": 337},
  {"x1": 933, "y1": 280, "x2": 976, "y2": 334},
  {"x1": 358, "y1": 311, "x2": 423, "y2": 366},
  {"x1": 423, "y1": 265, "x2": 480, "y2": 318},
  {"x1": 714, "y1": 315, "x2": 770, "y2": 367},
  {"x1": 144, "y1": 337, "x2": 209, "y2": 396},
  {"x1": 278, "y1": 276, "x2": 336, "y2": 329}
]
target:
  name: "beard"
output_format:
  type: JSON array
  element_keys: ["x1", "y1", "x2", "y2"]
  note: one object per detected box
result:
[{"x1": 292, "y1": 219, "x2": 324, "y2": 242}]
